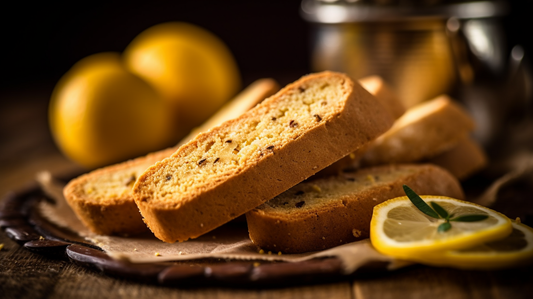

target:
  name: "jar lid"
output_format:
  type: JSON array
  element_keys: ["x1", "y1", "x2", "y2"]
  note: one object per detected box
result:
[{"x1": 300, "y1": 0, "x2": 508, "y2": 23}]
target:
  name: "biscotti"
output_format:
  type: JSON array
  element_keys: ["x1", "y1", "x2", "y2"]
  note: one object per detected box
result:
[
  {"x1": 63, "y1": 78, "x2": 279, "y2": 236},
  {"x1": 360, "y1": 95, "x2": 475, "y2": 166},
  {"x1": 246, "y1": 164, "x2": 464, "y2": 253},
  {"x1": 314, "y1": 76, "x2": 405, "y2": 178},
  {"x1": 358, "y1": 75, "x2": 405, "y2": 120},
  {"x1": 132, "y1": 71, "x2": 395, "y2": 243},
  {"x1": 427, "y1": 137, "x2": 487, "y2": 180}
]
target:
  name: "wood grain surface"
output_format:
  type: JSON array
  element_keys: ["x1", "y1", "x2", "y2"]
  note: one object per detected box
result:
[{"x1": 1, "y1": 87, "x2": 533, "y2": 299}]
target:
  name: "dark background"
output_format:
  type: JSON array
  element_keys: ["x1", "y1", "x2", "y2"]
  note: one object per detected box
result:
[{"x1": 0, "y1": 0, "x2": 531, "y2": 101}]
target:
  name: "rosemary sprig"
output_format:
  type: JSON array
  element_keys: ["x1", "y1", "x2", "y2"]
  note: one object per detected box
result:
[{"x1": 402, "y1": 185, "x2": 489, "y2": 233}]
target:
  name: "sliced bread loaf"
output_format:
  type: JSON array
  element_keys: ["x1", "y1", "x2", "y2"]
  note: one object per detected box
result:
[
  {"x1": 132, "y1": 71, "x2": 396, "y2": 243},
  {"x1": 427, "y1": 137, "x2": 487, "y2": 180},
  {"x1": 63, "y1": 78, "x2": 279, "y2": 236},
  {"x1": 246, "y1": 164, "x2": 464, "y2": 253},
  {"x1": 314, "y1": 75, "x2": 405, "y2": 178},
  {"x1": 360, "y1": 95, "x2": 475, "y2": 166}
]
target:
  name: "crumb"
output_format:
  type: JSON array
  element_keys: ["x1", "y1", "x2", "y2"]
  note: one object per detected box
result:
[
  {"x1": 259, "y1": 249, "x2": 265, "y2": 254},
  {"x1": 322, "y1": 237, "x2": 325, "y2": 240},
  {"x1": 0, "y1": 244, "x2": 4, "y2": 251},
  {"x1": 39, "y1": 236, "x2": 45, "y2": 241},
  {"x1": 516, "y1": 217, "x2": 522, "y2": 224},
  {"x1": 253, "y1": 262, "x2": 260, "y2": 267},
  {"x1": 278, "y1": 251, "x2": 282, "y2": 256},
  {"x1": 352, "y1": 229, "x2": 362, "y2": 238},
  {"x1": 349, "y1": 153, "x2": 356, "y2": 160},
  {"x1": 155, "y1": 252, "x2": 161, "y2": 256},
  {"x1": 133, "y1": 248, "x2": 137, "y2": 251},
  {"x1": 268, "y1": 251, "x2": 272, "y2": 255},
  {"x1": 200, "y1": 223, "x2": 204, "y2": 227},
  {"x1": 366, "y1": 175, "x2": 376, "y2": 184},
  {"x1": 311, "y1": 184, "x2": 322, "y2": 192}
]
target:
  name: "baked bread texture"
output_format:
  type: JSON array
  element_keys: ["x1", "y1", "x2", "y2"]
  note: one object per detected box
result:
[
  {"x1": 63, "y1": 78, "x2": 279, "y2": 236},
  {"x1": 314, "y1": 75, "x2": 405, "y2": 178},
  {"x1": 360, "y1": 95, "x2": 475, "y2": 166},
  {"x1": 359, "y1": 75, "x2": 405, "y2": 120},
  {"x1": 246, "y1": 164, "x2": 464, "y2": 253},
  {"x1": 132, "y1": 71, "x2": 396, "y2": 243},
  {"x1": 427, "y1": 137, "x2": 487, "y2": 180}
]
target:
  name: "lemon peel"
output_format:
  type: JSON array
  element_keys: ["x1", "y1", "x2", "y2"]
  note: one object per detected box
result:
[{"x1": 418, "y1": 221, "x2": 533, "y2": 269}]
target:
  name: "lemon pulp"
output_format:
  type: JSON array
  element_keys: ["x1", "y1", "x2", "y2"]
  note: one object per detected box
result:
[{"x1": 371, "y1": 196, "x2": 512, "y2": 260}]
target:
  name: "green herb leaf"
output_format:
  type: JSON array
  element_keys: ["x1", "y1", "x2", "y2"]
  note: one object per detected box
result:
[
  {"x1": 430, "y1": 201, "x2": 449, "y2": 219},
  {"x1": 450, "y1": 214, "x2": 489, "y2": 222},
  {"x1": 403, "y1": 185, "x2": 440, "y2": 219},
  {"x1": 438, "y1": 222, "x2": 452, "y2": 233}
]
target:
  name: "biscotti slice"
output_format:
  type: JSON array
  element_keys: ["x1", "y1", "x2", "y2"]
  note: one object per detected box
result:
[
  {"x1": 132, "y1": 71, "x2": 395, "y2": 243},
  {"x1": 427, "y1": 137, "x2": 487, "y2": 180},
  {"x1": 314, "y1": 76, "x2": 406, "y2": 178},
  {"x1": 63, "y1": 78, "x2": 279, "y2": 236},
  {"x1": 359, "y1": 75, "x2": 405, "y2": 120},
  {"x1": 360, "y1": 95, "x2": 475, "y2": 166},
  {"x1": 246, "y1": 164, "x2": 464, "y2": 253}
]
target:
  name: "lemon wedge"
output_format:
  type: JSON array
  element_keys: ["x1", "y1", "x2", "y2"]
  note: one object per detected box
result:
[
  {"x1": 370, "y1": 195, "x2": 512, "y2": 260},
  {"x1": 417, "y1": 221, "x2": 533, "y2": 269}
]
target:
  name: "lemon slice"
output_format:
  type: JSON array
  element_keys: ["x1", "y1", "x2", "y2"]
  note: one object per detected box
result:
[
  {"x1": 417, "y1": 221, "x2": 533, "y2": 269},
  {"x1": 370, "y1": 195, "x2": 512, "y2": 260}
]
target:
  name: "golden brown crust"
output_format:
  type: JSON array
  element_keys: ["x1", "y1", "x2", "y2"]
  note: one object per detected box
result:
[
  {"x1": 427, "y1": 137, "x2": 487, "y2": 180},
  {"x1": 133, "y1": 71, "x2": 396, "y2": 243},
  {"x1": 359, "y1": 75, "x2": 405, "y2": 120},
  {"x1": 62, "y1": 79, "x2": 279, "y2": 236},
  {"x1": 246, "y1": 164, "x2": 464, "y2": 253},
  {"x1": 63, "y1": 148, "x2": 175, "y2": 235},
  {"x1": 361, "y1": 95, "x2": 475, "y2": 166},
  {"x1": 314, "y1": 76, "x2": 405, "y2": 179}
]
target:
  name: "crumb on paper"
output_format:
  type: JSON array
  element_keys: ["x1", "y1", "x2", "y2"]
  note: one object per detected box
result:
[
  {"x1": 155, "y1": 252, "x2": 161, "y2": 256},
  {"x1": 133, "y1": 248, "x2": 137, "y2": 251},
  {"x1": 352, "y1": 229, "x2": 362, "y2": 238}
]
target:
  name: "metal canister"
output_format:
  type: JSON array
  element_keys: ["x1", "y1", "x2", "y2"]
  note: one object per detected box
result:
[{"x1": 301, "y1": 0, "x2": 508, "y2": 109}]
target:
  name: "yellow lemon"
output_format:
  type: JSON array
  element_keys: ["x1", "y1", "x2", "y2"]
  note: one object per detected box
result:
[
  {"x1": 123, "y1": 22, "x2": 241, "y2": 137},
  {"x1": 49, "y1": 52, "x2": 174, "y2": 169},
  {"x1": 370, "y1": 195, "x2": 512, "y2": 261},
  {"x1": 417, "y1": 220, "x2": 533, "y2": 269}
]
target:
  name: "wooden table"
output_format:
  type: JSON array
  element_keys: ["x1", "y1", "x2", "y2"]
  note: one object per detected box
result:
[{"x1": 1, "y1": 86, "x2": 533, "y2": 299}]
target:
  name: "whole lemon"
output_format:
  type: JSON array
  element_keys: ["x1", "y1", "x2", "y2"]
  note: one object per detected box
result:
[
  {"x1": 123, "y1": 22, "x2": 241, "y2": 136},
  {"x1": 49, "y1": 52, "x2": 174, "y2": 169}
]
